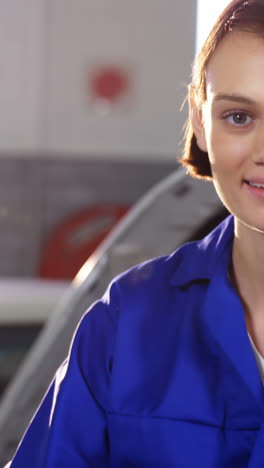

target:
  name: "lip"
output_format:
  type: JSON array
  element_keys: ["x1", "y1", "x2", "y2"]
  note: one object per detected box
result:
[
  {"x1": 245, "y1": 177, "x2": 264, "y2": 185},
  {"x1": 245, "y1": 180, "x2": 264, "y2": 200}
]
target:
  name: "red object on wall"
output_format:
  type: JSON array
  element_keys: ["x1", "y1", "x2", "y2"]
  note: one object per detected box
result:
[
  {"x1": 91, "y1": 66, "x2": 130, "y2": 103},
  {"x1": 38, "y1": 204, "x2": 130, "y2": 280}
]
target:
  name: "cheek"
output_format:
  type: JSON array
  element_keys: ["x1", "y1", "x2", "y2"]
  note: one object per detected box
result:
[{"x1": 207, "y1": 128, "x2": 249, "y2": 169}]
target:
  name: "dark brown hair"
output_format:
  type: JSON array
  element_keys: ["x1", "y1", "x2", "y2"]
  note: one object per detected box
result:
[{"x1": 179, "y1": 0, "x2": 264, "y2": 180}]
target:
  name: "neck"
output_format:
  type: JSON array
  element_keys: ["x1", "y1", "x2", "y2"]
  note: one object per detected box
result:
[{"x1": 231, "y1": 218, "x2": 264, "y2": 335}]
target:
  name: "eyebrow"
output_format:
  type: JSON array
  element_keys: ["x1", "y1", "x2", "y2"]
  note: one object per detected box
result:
[{"x1": 212, "y1": 93, "x2": 257, "y2": 106}]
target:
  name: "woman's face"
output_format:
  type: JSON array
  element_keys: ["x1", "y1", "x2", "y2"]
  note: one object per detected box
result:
[{"x1": 192, "y1": 31, "x2": 264, "y2": 234}]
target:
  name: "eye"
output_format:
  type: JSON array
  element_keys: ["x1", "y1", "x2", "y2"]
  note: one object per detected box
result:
[{"x1": 223, "y1": 111, "x2": 253, "y2": 126}]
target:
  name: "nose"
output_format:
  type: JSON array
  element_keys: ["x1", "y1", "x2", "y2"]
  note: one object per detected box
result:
[
  {"x1": 253, "y1": 154, "x2": 264, "y2": 165},
  {"x1": 252, "y1": 127, "x2": 264, "y2": 165}
]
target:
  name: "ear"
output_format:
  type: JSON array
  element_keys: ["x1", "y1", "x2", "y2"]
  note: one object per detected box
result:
[{"x1": 189, "y1": 85, "x2": 208, "y2": 152}]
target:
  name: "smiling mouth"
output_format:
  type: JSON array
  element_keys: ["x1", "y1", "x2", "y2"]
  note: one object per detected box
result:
[{"x1": 245, "y1": 181, "x2": 264, "y2": 189}]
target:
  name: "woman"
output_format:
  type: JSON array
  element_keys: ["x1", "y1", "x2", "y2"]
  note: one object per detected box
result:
[{"x1": 9, "y1": 0, "x2": 264, "y2": 466}]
